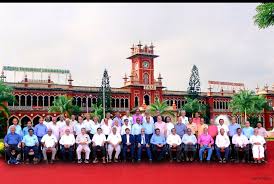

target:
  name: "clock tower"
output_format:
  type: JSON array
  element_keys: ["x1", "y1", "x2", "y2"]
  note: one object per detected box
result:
[{"x1": 123, "y1": 41, "x2": 164, "y2": 108}]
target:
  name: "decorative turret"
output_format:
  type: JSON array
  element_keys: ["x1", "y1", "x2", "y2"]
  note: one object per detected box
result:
[
  {"x1": 123, "y1": 73, "x2": 128, "y2": 85},
  {"x1": 220, "y1": 87, "x2": 224, "y2": 96},
  {"x1": 0, "y1": 70, "x2": 6, "y2": 82},
  {"x1": 68, "y1": 73, "x2": 73, "y2": 87}
]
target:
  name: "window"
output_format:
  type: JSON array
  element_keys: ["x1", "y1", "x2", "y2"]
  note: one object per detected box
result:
[
  {"x1": 134, "y1": 97, "x2": 139, "y2": 107},
  {"x1": 144, "y1": 95, "x2": 150, "y2": 105},
  {"x1": 125, "y1": 99, "x2": 129, "y2": 108},
  {"x1": 143, "y1": 73, "x2": 149, "y2": 84}
]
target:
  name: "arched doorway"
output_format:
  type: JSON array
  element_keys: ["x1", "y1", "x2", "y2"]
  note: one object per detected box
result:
[
  {"x1": 21, "y1": 115, "x2": 32, "y2": 127},
  {"x1": 144, "y1": 95, "x2": 150, "y2": 105}
]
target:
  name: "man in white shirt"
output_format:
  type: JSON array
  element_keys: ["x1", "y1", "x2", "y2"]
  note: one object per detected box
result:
[
  {"x1": 91, "y1": 127, "x2": 106, "y2": 164},
  {"x1": 73, "y1": 116, "x2": 86, "y2": 136},
  {"x1": 76, "y1": 128, "x2": 91, "y2": 164},
  {"x1": 57, "y1": 115, "x2": 66, "y2": 128},
  {"x1": 217, "y1": 119, "x2": 229, "y2": 135},
  {"x1": 70, "y1": 115, "x2": 78, "y2": 127},
  {"x1": 43, "y1": 115, "x2": 52, "y2": 128},
  {"x1": 47, "y1": 117, "x2": 60, "y2": 140},
  {"x1": 166, "y1": 128, "x2": 182, "y2": 162},
  {"x1": 60, "y1": 118, "x2": 73, "y2": 137},
  {"x1": 59, "y1": 129, "x2": 75, "y2": 162},
  {"x1": 89, "y1": 116, "x2": 101, "y2": 139},
  {"x1": 180, "y1": 110, "x2": 189, "y2": 125},
  {"x1": 215, "y1": 128, "x2": 230, "y2": 163},
  {"x1": 250, "y1": 128, "x2": 266, "y2": 163},
  {"x1": 101, "y1": 118, "x2": 112, "y2": 138},
  {"x1": 112, "y1": 120, "x2": 121, "y2": 135},
  {"x1": 41, "y1": 129, "x2": 58, "y2": 163},
  {"x1": 131, "y1": 118, "x2": 143, "y2": 139},
  {"x1": 232, "y1": 128, "x2": 250, "y2": 163},
  {"x1": 165, "y1": 116, "x2": 175, "y2": 137},
  {"x1": 121, "y1": 119, "x2": 131, "y2": 135},
  {"x1": 122, "y1": 110, "x2": 133, "y2": 126},
  {"x1": 107, "y1": 127, "x2": 122, "y2": 163},
  {"x1": 182, "y1": 128, "x2": 197, "y2": 162},
  {"x1": 83, "y1": 113, "x2": 93, "y2": 138}
]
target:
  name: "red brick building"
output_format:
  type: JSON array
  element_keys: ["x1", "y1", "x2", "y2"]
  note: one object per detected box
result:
[{"x1": 1, "y1": 43, "x2": 274, "y2": 130}]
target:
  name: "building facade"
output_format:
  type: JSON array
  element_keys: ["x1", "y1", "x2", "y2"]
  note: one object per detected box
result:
[{"x1": 1, "y1": 43, "x2": 274, "y2": 130}]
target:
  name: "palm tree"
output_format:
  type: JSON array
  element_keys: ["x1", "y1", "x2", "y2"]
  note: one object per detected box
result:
[
  {"x1": 90, "y1": 103, "x2": 104, "y2": 121},
  {"x1": 48, "y1": 95, "x2": 80, "y2": 117},
  {"x1": 229, "y1": 90, "x2": 270, "y2": 123},
  {"x1": 181, "y1": 97, "x2": 206, "y2": 118},
  {"x1": 149, "y1": 99, "x2": 175, "y2": 117},
  {"x1": 0, "y1": 81, "x2": 15, "y2": 119}
]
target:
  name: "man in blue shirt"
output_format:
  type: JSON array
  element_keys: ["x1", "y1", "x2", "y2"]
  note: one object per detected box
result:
[
  {"x1": 7, "y1": 118, "x2": 23, "y2": 137},
  {"x1": 4, "y1": 125, "x2": 22, "y2": 164},
  {"x1": 34, "y1": 117, "x2": 48, "y2": 142},
  {"x1": 228, "y1": 117, "x2": 241, "y2": 160},
  {"x1": 142, "y1": 116, "x2": 154, "y2": 140},
  {"x1": 150, "y1": 128, "x2": 167, "y2": 161},
  {"x1": 175, "y1": 117, "x2": 187, "y2": 138},
  {"x1": 23, "y1": 121, "x2": 34, "y2": 136},
  {"x1": 242, "y1": 121, "x2": 254, "y2": 140},
  {"x1": 22, "y1": 128, "x2": 39, "y2": 164},
  {"x1": 112, "y1": 111, "x2": 123, "y2": 127}
]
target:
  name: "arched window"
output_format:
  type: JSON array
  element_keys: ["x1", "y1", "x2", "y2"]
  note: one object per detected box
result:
[
  {"x1": 116, "y1": 99, "x2": 120, "y2": 108},
  {"x1": 111, "y1": 99, "x2": 115, "y2": 107},
  {"x1": 14, "y1": 95, "x2": 19, "y2": 106},
  {"x1": 50, "y1": 96, "x2": 55, "y2": 106},
  {"x1": 134, "y1": 97, "x2": 139, "y2": 107},
  {"x1": 44, "y1": 96, "x2": 49, "y2": 106},
  {"x1": 88, "y1": 98, "x2": 92, "y2": 107},
  {"x1": 21, "y1": 95, "x2": 26, "y2": 106},
  {"x1": 76, "y1": 97, "x2": 81, "y2": 107},
  {"x1": 33, "y1": 96, "x2": 37, "y2": 106},
  {"x1": 144, "y1": 95, "x2": 150, "y2": 105},
  {"x1": 121, "y1": 99, "x2": 125, "y2": 108},
  {"x1": 125, "y1": 99, "x2": 129, "y2": 108},
  {"x1": 143, "y1": 73, "x2": 149, "y2": 84},
  {"x1": 38, "y1": 96, "x2": 43, "y2": 106},
  {"x1": 92, "y1": 98, "x2": 97, "y2": 105},
  {"x1": 26, "y1": 95, "x2": 31, "y2": 106}
]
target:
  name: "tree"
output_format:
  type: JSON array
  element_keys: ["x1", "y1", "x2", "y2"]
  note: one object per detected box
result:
[
  {"x1": 149, "y1": 99, "x2": 175, "y2": 117},
  {"x1": 254, "y1": 3, "x2": 274, "y2": 29},
  {"x1": 181, "y1": 97, "x2": 206, "y2": 118},
  {"x1": 0, "y1": 81, "x2": 15, "y2": 119},
  {"x1": 48, "y1": 95, "x2": 81, "y2": 117},
  {"x1": 229, "y1": 90, "x2": 270, "y2": 123},
  {"x1": 187, "y1": 65, "x2": 201, "y2": 99},
  {"x1": 90, "y1": 103, "x2": 104, "y2": 121},
  {"x1": 97, "y1": 69, "x2": 112, "y2": 114}
]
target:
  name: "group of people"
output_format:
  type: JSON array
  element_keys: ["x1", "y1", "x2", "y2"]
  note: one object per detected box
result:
[{"x1": 4, "y1": 110, "x2": 268, "y2": 165}]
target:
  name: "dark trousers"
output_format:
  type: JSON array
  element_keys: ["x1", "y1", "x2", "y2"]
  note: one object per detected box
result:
[
  {"x1": 234, "y1": 145, "x2": 249, "y2": 161},
  {"x1": 5, "y1": 144, "x2": 21, "y2": 160},
  {"x1": 215, "y1": 147, "x2": 230, "y2": 160},
  {"x1": 24, "y1": 146, "x2": 39, "y2": 159},
  {"x1": 168, "y1": 145, "x2": 182, "y2": 160},
  {"x1": 137, "y1": 144, "x2": 152, "y2": 160},
  {"x1": 92, "y1": 145, "x2": 106, "y2": 158},
  {"x1": 184, "y1": 144, "x2": 196, "y2": 160},
  {"x1": 61, "y1": 145, "x2": 74, "y2": 161},
  {"x1": 229, "y1": 136, "x2": 235, "y2": 159},
  {"x1": 122, "y1": 144, "x2": 135, "y2": 160},
  {"x1": 151, "y1": 144, "x2": 167, "y2": 161}
]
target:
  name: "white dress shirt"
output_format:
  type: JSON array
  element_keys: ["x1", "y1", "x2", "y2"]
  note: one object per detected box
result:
[
  {"x1": 41, "y1": 134, "x2": 57, "y2": 148},
  {"x1": 217, "y1": 124, "x2": 229, "y2": 134},
  {"x1": 232, "y1": 134, "x2": 249, "y2": 147},
  {"x1": 166, "y1": 133, "x2": 182, "y2": 146},
  {"x1": 216, "y1": 134, "x2": 230, "y2": 148},
  {"x1": 47, "y1": 122, "x2": 60, "y2": 140},
  {"x1": 92, "y1": 133, "x2": 106, "y2": 146},
  {"x1": 166, "y1": 122, "x2": 175, "y2": 137},
  {"x1": 73, "y1": 123, "x2": 86, "y2": 136},
  {"x1": 122, "y1": 115, "x2": 133, "y2": 126},
  {"x1": 107, "y1": 133, "x2": 122, "y2": 145},
  {"x1": 121, "y1": 124, "x2": 131, "y2": 135},
  {"x1": 182, "y1": 134, "x2": 197, "y2": 145},
  {"x1": 131, "y1": 123, "x2": 143, "y2": 135},
  {"x1": 59, "y1": 134, "x2": 76, "y2": 146},
  {"x1": 250, "y1": 135, "x2": 266, "y2": 145},
  {"x1": 70, "y1": 120, "x2": 78, "y2": 127},
  {"x1": 57, "y1": 120, "x2": 66, "y2": 128},
  {"x1": 83, "y1": 119, "x2": 93, "y2": 132},
  {"x1": 180, "y1": 116, "x2": 189, "y2": 125},
  {"x1": 101, "y1": 122, "x2": 112, "y2": 136},
  {"x1": 90, "y1": 121, "x2": 101, "y2": 135}
]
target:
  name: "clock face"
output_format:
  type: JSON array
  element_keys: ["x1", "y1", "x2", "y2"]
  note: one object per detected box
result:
[{"x1": 143, "y1": 61, "x2": 149, "y2": 68}]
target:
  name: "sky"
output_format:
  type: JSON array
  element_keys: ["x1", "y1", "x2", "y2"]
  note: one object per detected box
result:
[{"x1": 0, "y1": 3, "x2": 273, "y2": 92}]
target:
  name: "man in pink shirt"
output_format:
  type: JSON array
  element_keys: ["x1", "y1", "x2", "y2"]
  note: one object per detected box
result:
[
  {"x1": 193, "y1": 112, "x2": 201, "y2": 126},
  {"x1": 198, "y1": 127, "x2": 214, "y2": 162},
  {"x1": 132, "y1": 109, "x2": 143, "y2": 124},
  {"x1": 60, "y1": 118, "x2": 73, "y2": 137},
  {"x1": 154, "y1": 116, "x2": 167, "y2": 137},
  {"x1": 208, "y1": 119, "x2": 218, "y2": 141}
]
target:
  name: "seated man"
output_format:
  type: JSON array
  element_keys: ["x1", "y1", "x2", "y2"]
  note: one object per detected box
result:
[
  {"x1": 182, "y1": 128, "x2": 197, "y2": 162},
  {"x1": 136, "y1": 128, "x2": 152, "y2": 162},
  {"x1": 22, "y1": 128, "x2": 39, "y2": 164},
  {"x1": 121, "y1": 128, "x2": 135, "y2": 162},
  {"x1": 76, "y1": 128, "x2": 91, "y2": 164},
  {"x1": 41, "y1": 129, "x2": 58, "y2": 164},
  {"x1": 232, "y1": 128, "x2": 249, "y2": 163},
  {"x1": 250, "y1": 128, "x2": 266, "y2": 163},
  {"x1": 150, "y1": 128, "x2": 167, "y2": 161},
  {"x1": 91, "y1": 127, "x2": 107, "y2": 164},
  {"x1": 107, "y1": 127, "x2": 122, "y2": 163},
  {"x1": 215, "y1": 128, "x2": 230, "y2": 163},
  {"x1": 4, "y1": 125, "x2": 22, "y2": 164},
  {"x1": 59, "y1": 129, "x2": 75, "y2": 162},
  {"x1": 198, "y1": 127, "x2": 214, "y2": 163},
  {"x1": 166, "y1": 128, "x2": 182, "y2": 162}
]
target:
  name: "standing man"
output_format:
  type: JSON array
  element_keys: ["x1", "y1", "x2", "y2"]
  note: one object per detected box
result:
[
  {"x1": 41, "y1": 129, "x2": 58, "y2": 164},
  {"x1": 154, "y1": 116, "x2": 167, "y2": 137},
  {"x1": 57, "y1": 115, "x2": 66, "y2": 128},
  {"x1": 47, "y1": 117, "x2": 60, "y2": 141},
  {"x1": 153, "y1": 110, "x2": 164, "y2": 123},
  {"x1": 91, "y1": 127, "x2": 106, "y2": 164},
  {"x1": 89, "y1": 116, "x2": 101, "y2": 140},
  {"x1": 136, "y1": 128, "x2": 152, "y2": 162},
  {"x1": 121, "y1": 119, "x2": 131, "y2": 135},
  {"x1": 113, "y1": 112, "x2": 123, "y2": 127},
  {"x1": 198, "y1": 127, "x2": 214, "y2": 163},
  {"x1": 208, "y1": 119, "x2": 218, "y2": 141},
  {"x1": 70, "y1": 115, "x2": 78, "y2": 127},
  {"x1": 107, "y1": 127, "x2": 122, "y2": 163},
  {"x1": 255, "y1": 122, "x2": 268, "y2": 139},
  {"x1": 242, "y1": 121, "x2": 254, "y2": 162},
  {"x1": 166, "y1": 128, "x2": 182, "y2": 162},
  {"x1": 193, "y1": 112, "x2": 201, "y2": 126},
  {"x1": 215, "y1": 128, "x2": 230, "y2": 163},
  {"x1": 76, "y1": 128, "x2": 91, "y2": 164},
  {"x1": 34, "y1": 117, "x2": 47, "y2": 159},
  {"x1": 83, "y1": 113, "x2": 93, "y2": 139},
  {"x1": 142, "y1": 116, "x2": 154, "y2": 140},
  {"x1": 131, "y1": 117, "x2": 143, "y2": 140},
  {"x1": 217, "y1": 119, "x2": 229, "y2": 135},
  {"x1": 23, "y1": 121, "x2": 34, "y2": 136},
  {"x1": 121, "y1": 128, "x2": 135, "y2": 162},
  {"x1": 73, "y1": 116, "x2": 86, "y2": 136},
  {"x1": 187, "y1": 118, "x2": 197, "y2": 136},
  {"x1": 197, "y1": 118, "x2": 208, "y2": 137},
  {"x1": 60, "y1": 118, "x2": 73, "y2": 137},
  {"x1": 122, "y1": 110, "x2": 133, "y2": 126},
  {"x1": 179, "y1": 110, "x2": 189, "y2": 125},
  {"x1": 7, "y1": 118, "x2": 23, "y2": 137},
  {"x1": 101, "y1": 118, "x2": 112, "y2": 139},
  {"x1": 22, "y1": 128, "x2": 39, "y2": 164},
  {"x1": 132, "y1": 109, "x2": 143, "y2": 124},
  {"x1": 174, "y1": 117, "x2": 187, "y2": 139},
  {"x1": 165, "y1": 116, "x2": 175, "y2": 137},
  {"x1": 150, "y1": 128, "x2": 167, "y2": 161}
]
